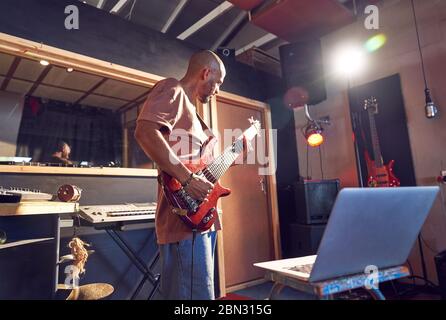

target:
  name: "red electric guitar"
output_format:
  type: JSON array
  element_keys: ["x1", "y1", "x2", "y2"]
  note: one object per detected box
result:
[
  {"x1": 363, "y1": 97, "x2": 400, "y2": 187},
  {"x1": 158, "y1": 117, "x2": 261, "y2": 231}
]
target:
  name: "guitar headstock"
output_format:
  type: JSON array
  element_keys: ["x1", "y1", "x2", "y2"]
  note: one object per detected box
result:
[
  {"x1": 248, "y1": 117, "x2": 261, "y2": 133},
  {"x1": 364, "y1": 96, "x2": 378, "y2": 114},
  {"x1": 244, "y1": 117, "x2": 261, "y2": 140}
]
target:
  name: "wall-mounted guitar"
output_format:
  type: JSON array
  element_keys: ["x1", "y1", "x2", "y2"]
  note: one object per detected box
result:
[
  {"x1": 363, "y1": 97, "x2": 400, "y2": 187},
  {"x1": 158, "y1": 117, "x2": 261, "y2": 231}
]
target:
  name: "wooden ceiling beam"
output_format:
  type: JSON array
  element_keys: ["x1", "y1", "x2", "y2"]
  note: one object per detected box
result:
[
  {"x1": 73, "y1": 78, "x2": 107, "y2": 105},
  {"x1": 117, "y1": 89, "x2": 151, "y2": 113},
  {"x1": 0, "y1": 56, "x2": 21, "y2": 91},
  {"x1": 27, "y1": 64, "x2": 52, "y2": 96}
]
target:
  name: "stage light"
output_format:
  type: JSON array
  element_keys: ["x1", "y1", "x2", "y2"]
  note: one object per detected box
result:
[
  {"x1": 365, "y1": 34, "x2": 387, "y2": 52},
  {"x1": 39, "y1": 60, "x2": 50, "y2": 66},
  {"x1": 66, "y1": 67, "x2": 74, "y2": 73},
  {"x1": 305, "y1": 122, "x2": 324, "y2": 147},
  {"x1": 333, "y1": 46, "x2": 365, "y2": 77}
]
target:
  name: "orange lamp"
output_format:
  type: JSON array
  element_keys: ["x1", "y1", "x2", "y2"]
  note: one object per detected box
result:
[{"x1": 305, "y1": 123, "x2": 324, "y2": 147}]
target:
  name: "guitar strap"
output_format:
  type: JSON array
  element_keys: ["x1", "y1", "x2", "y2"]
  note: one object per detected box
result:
[{"x1": 196, "y1": 111, "x2": 216, "y2": 140}]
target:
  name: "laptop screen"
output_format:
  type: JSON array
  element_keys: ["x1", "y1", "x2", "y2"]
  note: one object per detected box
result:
[{"x1": 309, "y1": 187, "x2": 439, "y2": 282}]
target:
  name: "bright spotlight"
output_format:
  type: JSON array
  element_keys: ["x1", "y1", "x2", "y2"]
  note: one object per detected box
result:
[{"x1": 334, "y1": 46, "x2": 365, "y2": 77}]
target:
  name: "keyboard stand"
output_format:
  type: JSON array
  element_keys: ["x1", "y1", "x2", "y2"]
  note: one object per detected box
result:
[{"x1": 95, "y1": 223, "x2": 161, "y2": 300}]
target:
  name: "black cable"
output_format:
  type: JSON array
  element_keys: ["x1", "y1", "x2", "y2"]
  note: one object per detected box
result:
[
  {"x1": 410, "y1": 0, "x2": 429, "y2": 89},
  {"x1": 306, "y1": 143, "x2": 310, "y2": 179},
  {"x1": 406, "y1": 259, "x2": 416, "y2": 286},
  {"x1": 409, "y1": 275, "x2": 438, "y2": 288},
  {"x1": 299, "y1": 126, "x2": 310, "y2": 180},
  {"x1": 190, "y1": 229, "x2": 197, "y2": 300},
  {"x1": 419, "y1": 232, "x2": 439, "y2": 255},
  {"x1": 403, "y1": 259, "x2": 439, "y2": 293},
  {"x1": 318, "y1": 145, "x2": 324, "y2": 180}
]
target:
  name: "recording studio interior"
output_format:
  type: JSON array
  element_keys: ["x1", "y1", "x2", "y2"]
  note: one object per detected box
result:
[{"x1": 1, "y1": 0, "x2": 446, "y2": 302}]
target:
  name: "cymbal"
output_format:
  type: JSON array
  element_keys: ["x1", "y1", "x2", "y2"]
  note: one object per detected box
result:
[{"x1": 62, "y1": 283, "x2": 114, "y2": 300}]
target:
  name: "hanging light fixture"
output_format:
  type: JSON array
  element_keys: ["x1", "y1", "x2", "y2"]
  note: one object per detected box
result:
[
  {"x1": 304, "y1": 122, "x2": 324, "y2": 147},
  {"x1": 411, "y1": 0, "x2": 438, "y2": 118},
  {"x1": 302, "y1": 104, "x2": 330, "y2": 147}
]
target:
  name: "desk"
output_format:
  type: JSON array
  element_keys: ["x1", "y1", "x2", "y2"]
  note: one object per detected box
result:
[{"x1": 260, "y1": 265, "x2": 410, "y2": 300}]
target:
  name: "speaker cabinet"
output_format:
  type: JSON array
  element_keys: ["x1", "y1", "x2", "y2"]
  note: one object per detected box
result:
[
  {"x1": 435, "y1": 250, "x2": 446, "y2": 300},
  {"x1": 286, "y1": 223, "x2": 326, "y2": 257},
  {"x1": 293, "y1": 179, "x2": 340, "y2": 225},
  {"x1": 279, "y1": 40, "x2": 327, "y2": 105}
]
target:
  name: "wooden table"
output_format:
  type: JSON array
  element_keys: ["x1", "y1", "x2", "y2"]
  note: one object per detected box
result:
[
  {"x1": 0, "y1": 201, "x2": 78, "y2": 216},
  {"x1": 255, "y1": 258, "x2": 410, "y2": 300}
]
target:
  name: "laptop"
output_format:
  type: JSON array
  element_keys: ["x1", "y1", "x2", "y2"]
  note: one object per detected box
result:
[{"x1": 255, "y1": 187, "x2": 439, "y2": 283}]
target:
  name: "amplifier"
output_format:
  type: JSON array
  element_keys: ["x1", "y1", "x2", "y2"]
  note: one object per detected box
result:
[
  {"x1": 435, "y1": 250, "x2": 446, "y2": 300},
  {"x1": 293, "y1": 179, "x2": 340, "y2": 224},
  {"x1": 285, "y1": 223, "x2": 326, "y2": 258}
]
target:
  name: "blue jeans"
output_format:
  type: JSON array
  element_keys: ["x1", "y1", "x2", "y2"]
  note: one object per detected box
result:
[{"x1": 159, "y1": 231, "x2": 217, "y2": 300}]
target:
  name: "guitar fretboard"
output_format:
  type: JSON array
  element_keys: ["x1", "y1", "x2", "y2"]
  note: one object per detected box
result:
[
  {"x1": 367, "y1": 108, "x2": 384, "y2": 168},
  {"x1": 200, "y1": 122, "x2": 259, "y2": 182},
  {"x1": 202, "y1": 139, "x2": 244, "y2": 182}
]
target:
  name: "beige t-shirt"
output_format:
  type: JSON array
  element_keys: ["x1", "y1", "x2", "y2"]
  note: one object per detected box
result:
[{"x1": 137, "y1": 78, "x2": 222, "y2": 244}]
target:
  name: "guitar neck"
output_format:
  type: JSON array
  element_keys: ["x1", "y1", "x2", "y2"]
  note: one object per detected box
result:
[
  {"x1": 367, "y1": 109, "x2": 384, "y2": 167},
  {"x1": 204, "y1": 124, "x2": 258, "y2": 181},
  {"x1": 205, "y1": 139, "x2": 244, "y2": 181}
]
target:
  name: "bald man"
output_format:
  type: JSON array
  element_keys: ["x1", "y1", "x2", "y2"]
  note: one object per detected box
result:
[{"x1": 135, "y1": 51, "x2": 226, "y2": 300}]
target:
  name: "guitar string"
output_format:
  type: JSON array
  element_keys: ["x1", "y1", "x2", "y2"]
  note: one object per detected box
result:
[{"x1": 208, "y1": 139, "x2": 243, "y2": 180}]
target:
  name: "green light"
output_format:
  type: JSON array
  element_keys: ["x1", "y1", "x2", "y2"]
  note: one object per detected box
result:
[{"x1": 365, "y1": 34, "x2": 387, "y2": 52}]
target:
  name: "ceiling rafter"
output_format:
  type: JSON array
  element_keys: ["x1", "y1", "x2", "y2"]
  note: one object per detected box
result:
[
  {"x1": 0, "y1": 56, "x2": 21, "y2": 91},
  {"x1": 117, "y1": 89, "x2": 150, "y2": 113},
  {"x1": 110, "y1": 0, "x2": 130, "y2": 14},
  {"x1": 211, "y1": 11, "x2": 247, "y2": 51},
  {"x1": 177, "y1": 1, "x2": 234, "y2": 40},
  {"x1": 161, "y1": 0, "x2": 190, "y2": 34},
  {"x1": 27, "y1": 65, "x2": 52, "y2": 96},
  {"x1": 235, "y1": 33, "x2": 277, "y2": 56},
  {"x1": 73, "y1": 78, "x2": 108, "y2": 105},
  {"x1": 0, "y1": 73, "x2": 131, "y2": 103},
  {"x1": 97, "y1": 0, "x2": 107, "y2": 9}
]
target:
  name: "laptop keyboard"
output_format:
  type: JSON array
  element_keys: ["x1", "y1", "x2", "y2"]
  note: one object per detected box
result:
[{"x1": 285, "y1": 263, "x2": 314, "y2": 274}]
